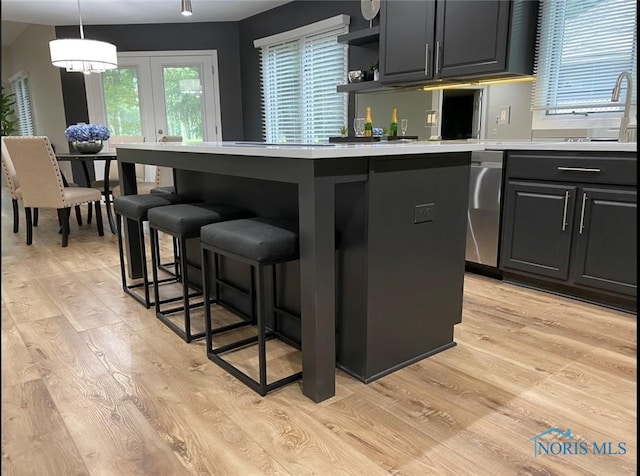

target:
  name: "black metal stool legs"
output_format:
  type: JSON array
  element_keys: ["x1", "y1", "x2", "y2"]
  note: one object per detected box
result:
[
  {"x1": 203, "y1": 244, "x2": 302, "y2": 396},
  {"x1": 150, "y1": 228, "x2": 204, "y2": 343}
]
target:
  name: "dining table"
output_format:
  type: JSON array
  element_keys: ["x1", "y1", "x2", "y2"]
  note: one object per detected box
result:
[{"x1": 56, "y1": 151, "x2": 118, "y2": 234}]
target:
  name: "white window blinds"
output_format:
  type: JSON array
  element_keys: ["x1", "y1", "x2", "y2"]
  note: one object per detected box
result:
[
  {"x1": 257, "y1": 16, "x2": 348, "y2": 143},
  {"x1": 11, "y1": 75, "x2": 35, "y2": 135},
  {"x1": 533, "y1": 0, "x2": 637, "y2": 115}
]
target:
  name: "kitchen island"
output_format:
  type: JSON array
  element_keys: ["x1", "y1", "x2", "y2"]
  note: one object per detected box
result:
[{"x1": 116, "y1": 141, "x2": 483, "y2": 402}]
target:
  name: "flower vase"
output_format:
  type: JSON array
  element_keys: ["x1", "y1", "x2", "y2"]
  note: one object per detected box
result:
[{"x1": 73, "y1": 140, "x2": 103, "y2": 154}]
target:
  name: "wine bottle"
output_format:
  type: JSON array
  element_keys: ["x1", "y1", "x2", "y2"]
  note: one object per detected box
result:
[
  {"x1": 364, "y1": 107, "x2": 373, "y2": 137},
  {"x1": 389, "y1": 107, "x2": 398, "y2": 137}
]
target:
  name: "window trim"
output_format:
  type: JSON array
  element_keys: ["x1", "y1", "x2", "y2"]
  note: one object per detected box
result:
[
  {"x1": 254, "y1": 15, "x2": 350, "y2": 48},
  {"x1": 8, "y1": 72, "x2": 35, "y2": 136}
]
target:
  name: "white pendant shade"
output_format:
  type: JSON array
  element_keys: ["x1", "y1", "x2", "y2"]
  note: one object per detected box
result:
[{"x1": 50, "y1": 38, "x2": 118, "y2": 74}]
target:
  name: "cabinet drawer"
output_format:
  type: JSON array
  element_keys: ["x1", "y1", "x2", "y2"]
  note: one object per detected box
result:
[{"x1": 505, "y1": 152, "x2": 637, "y2": 186}]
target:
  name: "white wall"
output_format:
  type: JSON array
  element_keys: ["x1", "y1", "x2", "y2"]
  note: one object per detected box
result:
[{"x1": 4, "y1": 24, "x2": 69, "y2": 154}]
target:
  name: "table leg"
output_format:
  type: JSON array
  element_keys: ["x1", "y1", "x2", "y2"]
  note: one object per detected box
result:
[
  {"x1": 103, "y1": 159, "x2": 117, "y2": 234},
  {"x1": 297, "y1": 175, "x2": 336, "y2": 403},
  {"x1": 80, "y1": 161, "x2": 93, "y2": 224}
]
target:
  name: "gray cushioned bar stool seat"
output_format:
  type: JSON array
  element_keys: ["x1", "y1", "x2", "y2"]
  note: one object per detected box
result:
[
  {"x1": 148, "y1": 203, "x2": 253, "y2": 343},
  {"x1": 114, "y1": 193, "x2": 196, "y2": 309},
  {"x1": 200, "y1": 217, "x2": 302, "y2": 396}
]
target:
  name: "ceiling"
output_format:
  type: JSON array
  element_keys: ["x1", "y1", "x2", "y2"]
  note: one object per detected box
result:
[{"x1": 1, "y1": 0, "x2": 292, "y2": 45}]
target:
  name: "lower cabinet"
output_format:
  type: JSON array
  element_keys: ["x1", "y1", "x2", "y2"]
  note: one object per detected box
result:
[
  {"x1": 572, "y1": 187, "x2": 637, "y2": 297},
  {"x1": 501, "y1": 181, "x2": 576, "y2": 280},
  {"x1": 500, "y1": 151, "x2": 637, "y2": 311}
]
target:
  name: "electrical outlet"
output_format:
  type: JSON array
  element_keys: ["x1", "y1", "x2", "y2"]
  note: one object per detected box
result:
[
  {"x1": 498, "y1": 106, "x2": 511, "y2": 125},
  {"x1": 414, "y1": 203, "x2": 435, "y2": 223}
]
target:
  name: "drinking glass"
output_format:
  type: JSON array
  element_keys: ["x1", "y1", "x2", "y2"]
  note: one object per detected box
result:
[
  {"x1": 354, "y1": 117, "x2": 366, "y2": 137},
  {"x1": 401, "y1": 119, "x2": 409, "y2": 136}
]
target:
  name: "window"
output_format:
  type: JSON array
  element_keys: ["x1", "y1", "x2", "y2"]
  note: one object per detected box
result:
[
  {"x1": 10, "y1": 74, "x2": 35, "y2": 135},
  {"x1": 532, "y1": 0, "x2": 637, "y2": 121},
  {"x1": 255, "y1": 15, "x2": 349, "y2": 143}
]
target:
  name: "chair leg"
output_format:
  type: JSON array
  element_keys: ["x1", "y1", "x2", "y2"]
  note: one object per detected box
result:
[
  {"x1": 75, "y1": 205, "x2": 83, "y2": 226},
  {"x1": 179, "y1": 236, "x2": 192, "y2": 342},
  {"x1": 87, "y1": 203, "x2": 93, "y2": 224},
  {"x1": 12, "y1": 199, "x2": 19, "y2": 233},
  {"x1": 94, "y1": 201, "x2": 104, "y2": 236},
  {"x1": 202, "y1": 247, "x2": 213, "y2": 354},
  {"x1": 25, "y1": 208, "x2": 33, "y2": 245},
  {"x1": 255, "y1": 264, "x2": 268, "y2": 396},
  {"x1": 33, "y1": 208, "x2": 39, "y2": 227},
  {"x1": 57, "y1": 209, "x2": 69, "y2": 247}
]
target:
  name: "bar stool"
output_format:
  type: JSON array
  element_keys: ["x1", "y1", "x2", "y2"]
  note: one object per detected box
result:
[
  {"x1": 200, "y1": 217, "x2": 302, "y2": 396},
  {"x1": 148, "y1": 203, "x2": 252, "y2": 343},
  {"x1": 114, "y1": 193, "x2": 196, "y2": 309}
]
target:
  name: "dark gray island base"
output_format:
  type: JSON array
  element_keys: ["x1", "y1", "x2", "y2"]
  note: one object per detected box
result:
[{"x1": 117, "y1": 142, "x2": 473, "y2": 402}]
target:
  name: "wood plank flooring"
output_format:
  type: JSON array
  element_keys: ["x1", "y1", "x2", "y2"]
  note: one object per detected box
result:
[{"x1": 1, "y1": 188, "x2": 636, "y2": 475}]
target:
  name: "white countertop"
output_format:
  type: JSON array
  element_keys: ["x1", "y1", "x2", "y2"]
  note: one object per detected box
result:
[
  {"x1": 116, "y1": 140, "x2": 486, "y2": 159},
  {"x1": 116, "y1": 139, "x2": 637, "y2": 159},
  {"x1": 483, "y1": 140, "x2": 637, "y2": 152}
]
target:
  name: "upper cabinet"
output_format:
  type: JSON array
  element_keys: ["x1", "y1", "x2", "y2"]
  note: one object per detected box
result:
[{"x1": 379, "y1": 0, "x2": 538, "y2": 86}]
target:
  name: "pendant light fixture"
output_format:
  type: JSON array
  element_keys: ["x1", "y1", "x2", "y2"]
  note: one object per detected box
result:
[
  {"x1": 181, "y1": 0, "x2": 193, "y2": 16},
  {"x1": 49, "y1": 0, "x2": 117, "y2": 74}
]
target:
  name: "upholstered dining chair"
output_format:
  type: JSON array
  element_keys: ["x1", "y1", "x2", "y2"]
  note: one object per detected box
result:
[
  {"x1": 3, "y1": 136, "x2": 104, "y2": 247},
  {"x1": 1, "y1": 138, "x2": 29, "y2": 233},
  {"x1": 3, "y1": 139, "x2": 89, "y2": 234},
  {"x1": 91, "y1": 135, "x2": 145, "y2": 197},
  {"x1": 112, "y1": 135, "x2": 182, "y2": 197}
]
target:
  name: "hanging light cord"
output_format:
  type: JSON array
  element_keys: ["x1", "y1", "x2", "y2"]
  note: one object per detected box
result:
[{"x1": 77, "y1": 0, "x2": 85, "y2": 39}]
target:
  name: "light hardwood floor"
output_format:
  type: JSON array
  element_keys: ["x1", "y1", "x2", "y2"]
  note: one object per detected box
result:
[{"x1": 1, "y1": 188, "x2": 636, "y2": 475}]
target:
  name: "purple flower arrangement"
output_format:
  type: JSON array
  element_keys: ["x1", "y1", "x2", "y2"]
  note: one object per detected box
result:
[{"x1": 64, "y1": 123, "x2": 110, "y2": 142}]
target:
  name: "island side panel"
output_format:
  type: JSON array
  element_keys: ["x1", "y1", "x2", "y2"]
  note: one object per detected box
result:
[{"x1": 365, "y1": 153, "x2": 471, "y2": 380}]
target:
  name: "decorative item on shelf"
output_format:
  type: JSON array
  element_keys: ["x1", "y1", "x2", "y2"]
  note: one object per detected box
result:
[
  {"x1": 49, "y1": 0, "x2": 117, "y2": 74},
  {"x1": 348, "y1": 70, "x2": 365, "y2": 83},
  {"x1": 340, "y1": 125, "x2": 348, "y2": 137},
  {"x1": 370, "y1": 60, "x2": 379, "y2": 81},
  {"x1": 361, "y1": 0, "x2": 381, "y2": 27},
  {"x1": 64, "y1": 123, "x2": 110, "y2": 154}
]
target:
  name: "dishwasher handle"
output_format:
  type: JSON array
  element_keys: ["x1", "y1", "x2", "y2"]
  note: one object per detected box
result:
[{"x1": 471, "y1": 161, "x2": 503, "y2": 169}]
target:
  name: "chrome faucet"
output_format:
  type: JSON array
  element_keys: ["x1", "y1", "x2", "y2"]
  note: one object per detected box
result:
[{"x1": 611, "y1": 71, "x2": 633, "y2": 142}]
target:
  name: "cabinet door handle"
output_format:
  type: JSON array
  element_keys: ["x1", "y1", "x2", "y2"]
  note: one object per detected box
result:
[
  {"x1": 562, "y1": 190, "x2": 569, "y2": 231},
  {"x1": 424, "y1": 43, "x2": 430, "y2": 76},
  {"x1": 579, "y1": 192, "x2": 587, "y2": 234},
  {"x1": 435, "y1": 41, "x2": 441, "y2": 74},
  {"x1": 557, "y1": 166, "x2": 601, "y2": 173}
]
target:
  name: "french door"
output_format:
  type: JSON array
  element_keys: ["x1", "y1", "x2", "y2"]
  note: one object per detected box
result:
[{"x1": 85, "y1": 51, "x2": 222, "y2": 178}]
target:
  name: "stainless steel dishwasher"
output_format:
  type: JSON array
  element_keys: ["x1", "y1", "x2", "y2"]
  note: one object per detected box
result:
[{"x1": 465, "y1": 150, "x2": 504, "y2": 270}]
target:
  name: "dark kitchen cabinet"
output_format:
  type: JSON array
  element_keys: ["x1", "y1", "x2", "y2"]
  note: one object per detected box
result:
[
  {"x1": 501, "y1": 181, "x2": 576, "y2": 280},
  {"x1": 500, "y1": 151, "x2": 637, "y2": 312},
  {"x1": 379, "y1": 0, "x2": 437, "y2": 83},
  {"x1": 379, "y1": 0, "x2": 537, "y2": 85},
  {"x1": 573, "y1": 187, "x2": 637, "y2": 297}
]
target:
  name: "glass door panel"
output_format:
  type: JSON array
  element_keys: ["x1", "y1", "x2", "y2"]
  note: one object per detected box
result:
[
  {"x1": 161, "y1": 66, "x2": 204, "y2": 143},
  {"x1": 102, "y1": 67, "x2": 143, "y2": 137},
  {"x1": 150, "y1": 55, "x2": 219, "y2": 142}
]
